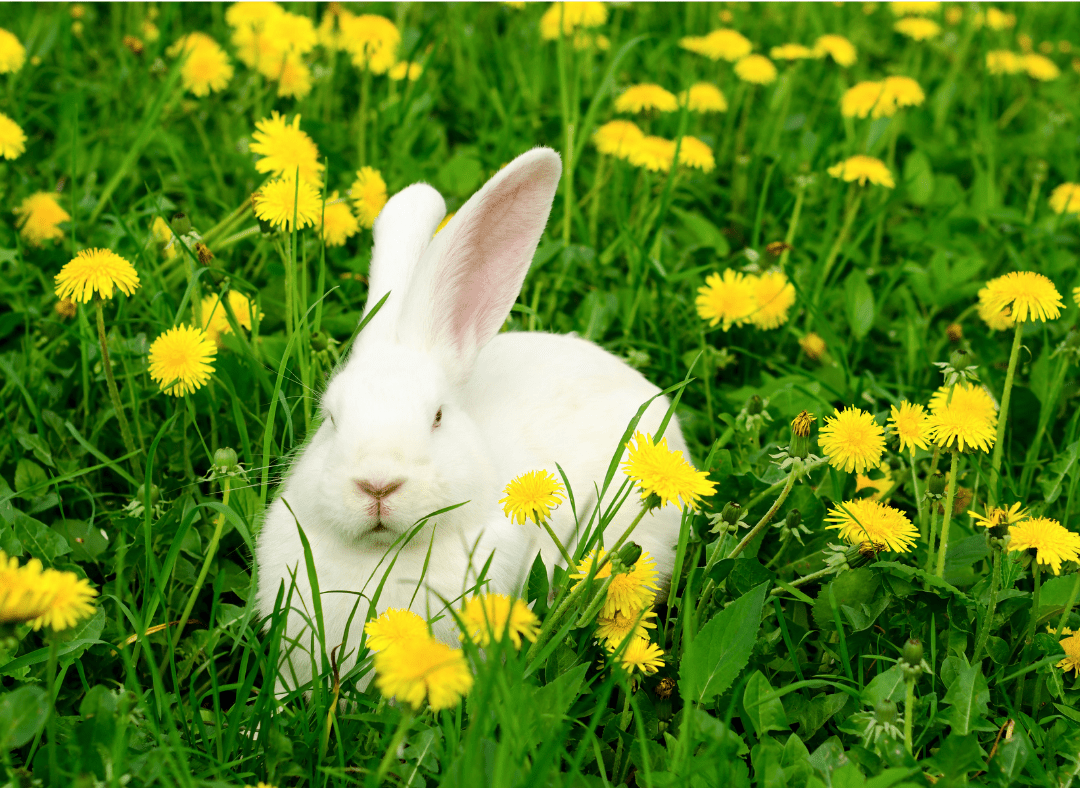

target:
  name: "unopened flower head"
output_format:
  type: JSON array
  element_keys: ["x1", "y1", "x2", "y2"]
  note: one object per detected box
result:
[
  {"x1": 499, "y1": 469, "x2": 565, "y2": 525},
  {"x1": 800, "y1": 332, "x2": 826, "y2": 360},
  {"x1": 970, "y1": 502, "x2": 1027, "y2": 531}
]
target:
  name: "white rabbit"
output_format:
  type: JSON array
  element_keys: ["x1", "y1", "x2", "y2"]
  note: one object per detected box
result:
[{"x1": 255, "y1": 147, "x2": 694, "y2": 696}]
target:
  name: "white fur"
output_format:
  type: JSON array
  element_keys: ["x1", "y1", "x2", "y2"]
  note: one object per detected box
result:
[{"x1": 254, "y1": 148, "x2": 693, "y2": 695}]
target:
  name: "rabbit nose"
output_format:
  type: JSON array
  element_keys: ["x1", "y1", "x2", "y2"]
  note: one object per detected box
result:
[{"x1": 356, "y1": 478, "x2": 405, "y2": 500}]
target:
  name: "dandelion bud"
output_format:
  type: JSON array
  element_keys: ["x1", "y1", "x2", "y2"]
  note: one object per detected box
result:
[
  {"x1": 171, "y1": 212, "x2": 192, "y2": 236},
  {"x1": 721, "y1": 501, "x2": 742, "y2": 525},
  {"x1": 214, "y1": 447, "x2": 239, "y2": 471},
  {"x1": 136, "y1": 483, "x2": 161, "y2": 508},
  {"x1": 655, "y1": 676, "x2": 676, "y2": 700},
  {"x1": 618, "y1": 542, "x2": 643, "y2": 568},
  {"x1": 928, "y1": 470, "x2": 947, "y2": 496},
  {"x1": 946, "y1": 323, "x2": 963, "y2": 343},
  {"x1": 766, "y1": 241, "x2": 791, "y2": 257},
  {"x1": 901, "y1": 638, "x2": 923, "y2": 667},
  {"x1": 874, "y1": 699, "x2": 898, "y2": 724},
  {"x1": 123, "y1": 35, "x2": 145, "y2": 56},
  {"x1": 785, "y1": 509, "x2": 802, "y2": 530},
  {"x1": 311, "y1": 330, "x2": 329, "y2": 352},
  {"x1": 195, "y1": 243, "x2": 214, "y2": 265},
  {"x1": 790, "y1": 410, "x2": 814, "y2": 458},
  {"x1": 746, "y1": 395, "x2": 764, "y2": 415}
]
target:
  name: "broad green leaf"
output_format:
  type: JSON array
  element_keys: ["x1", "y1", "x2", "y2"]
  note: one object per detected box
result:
[
  {"x1": 743, "y1": 671, "x2": 789, "y2": 738},
  {"x1": 679, "y1": 582, "x2": 767, "y2": 705},
  {"x1": 12, "y1": 512, "x2": 70, "y2": 562},
  {"x1": 861, "y1": 663, "x2": 906, "y2": 707},
  {"x1": 0, "y1": 686, "x2": 49, "y2": 750},
  {"x1": 1038, "y1": 439, "x2": 1080, "y2": 504},
  {"x1": 941, "y1": 657, "x2": 990, "y2": 735},
  {"x1": 903, "y1": 150, "x2": 934, "y2": 206},
  {"x1": 844, "y1": 270, "x2": 875, "y2": 340},
  {"x1": 813, "y1": 568, "x2": 880, "y2": 631},
  {"x1": 14, "y1": 459, "x2": 48, "y2": 495},
  {"x1": 672, "y1": 206, "x2": 730, "y2": 256},
  {"x1": 789, "y1": 692, "x2": 850, "y2": 740}
]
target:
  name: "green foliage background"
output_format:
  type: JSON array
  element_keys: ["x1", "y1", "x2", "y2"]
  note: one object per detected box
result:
[{"x1": 1, "y1": 2, "x2": 1080, "y2": 786}]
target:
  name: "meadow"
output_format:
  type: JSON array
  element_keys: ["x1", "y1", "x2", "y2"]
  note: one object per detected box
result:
[{"x1": 2, "y1": 1, "x2": 1080, "y2": 786}]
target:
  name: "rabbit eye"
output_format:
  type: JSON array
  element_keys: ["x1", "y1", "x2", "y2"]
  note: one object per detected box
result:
[{"x1": 432, "y1": 407, "x2": 443, "y2": 430}]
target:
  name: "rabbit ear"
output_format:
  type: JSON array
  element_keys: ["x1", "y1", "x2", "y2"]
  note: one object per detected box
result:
[
  {"x1": 400, "y1": 147, "x2": 562, "y2": 378},
  {"x1": 359, "y1": 183, "x2": 447, "y2": 343}
]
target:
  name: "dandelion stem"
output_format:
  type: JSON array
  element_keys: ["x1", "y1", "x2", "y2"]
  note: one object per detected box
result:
[
  {"x1": 769, "y1": 564, "x2": 835, "y2": 596},
  {"x1": 729, "y1": 468, "x2": 798, "y2": 560},
  {"x1": 540, "y1": 519, "x2": 575, "y2": 569},
  {"x1": 812, "y1": 188, "x2": 863, "y2": 315},
  {"x1": 1015, "y1": 560, "x2": 1042, "y2": 709},
  {"x1": 357, "y1": 68, "x2": 371, "y2": 167},
  {"x1": 745, "y1": 457, "x2": 827, "y2": 510},
  {"x1": 778, "y1": 180, "x2": 806, "y2": 273},
  {"x1": 972, "y1": 546, "x2": 1001, "y2": 664},
  {"x1": 907, "y1": 450, "x2": 925, "y2": 538},
  {"x1": 903, "y1": 675, "x2": 916, "y2": 755},
  {"x1": 924, "y1": 507, "x2": 940, "y2": 577},
  {"x1": 173, "y1": 477, "x2": 231, "y2": 652},
  {"x1": 95, "y1": 299, "x2": 143, "y2": 482},
  {"x1": 988, "y1": 320, "x2": 1024, "y2": 506},
  {"x1": 934, "y1": 450, "x2": 959, "y2": 579}
]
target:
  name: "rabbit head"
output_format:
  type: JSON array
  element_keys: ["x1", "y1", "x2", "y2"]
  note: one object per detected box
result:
[{"x1": 305, "y1": 148, "x2": 563, "y2": 546}]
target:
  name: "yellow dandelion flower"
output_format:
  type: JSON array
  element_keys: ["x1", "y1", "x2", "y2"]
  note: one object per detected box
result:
[
  {"x1": 926, "y1": 382, "x2": 998, "y2": 452},
  {"x1": 1007, "y1": 517, "x2": 1080, "y2": 575},
  {"x1": 389, "y1": 60, "x2": 423, "y2": 81},
  {"x1": 945, "y1": 7, "x2": 963, "y2": 25},
  {"x1": 1022, "y1": 53, "x2": 1060, "y2": 81},
  {"x1": 458, "y1": 594, "x2": 540, "y2": 649},
  {"x1": 841, "y1": 81, "x2": 885, "y2": 119},
  {"x1": 142, "y1": 20, "x2": 160, "y2": 43},
  {"x1": 539, "y1": 2, "x2": 608, "y2": 40},
  {"x1": 614, "y1": 84, "x2": 678, "y2": 114},
  {"x1": 819, "y1": 406, "x2": 887, "y2": 474},
  {"x1": 0, "y1": 111, "x2": 27, "y2": 160},
  {"x1": 696, "y1": 269, "x2": 757, "y2": 331},
  {"x1": 253, "y1": 174, "x2": 322, "y2": 232},
  {"x1": 748, "y1": 270, "x2": 796, "y2": 330},
  {"x1": 148, "y1": 324, "x2": 217, "y2": 397},
  {"x1": 602, "y1": 551, "x2": 659, "y2": 617},
  {"x1": 339, "y1": 13, "x2": 400, "y2": 74},
  {"x1": 735, "y1": 54, "x2": 777, "y2": 84},
  {"x1": 889, "y1": 401, "x2": 930, "y2": 453},
  {"x1": 592, "y1": 120, "x2": 644, "y2": 159},
  {"x1": 855, "y1": 461, "x2": 894, "y2": 502},
  {"x1": 889, "y1": 1, "x2": 941, "y2": 15},
  {"x1": 626, "y1": 136, "x2": 676, "y2": 173},
  {"x1": 364, "y1": 608, "x2": 429, "y2": 652},
  {"x1": 1049, "y1": 183, "x2": 1080, "y2": 215},
  {"x1": 879, "y1": 75, "x2": 925, "y2": 113},
  {"x1": 14, "y1": 192, "x2": 71, "y2": 247},
  {"x1": 0, "y1": 28, "x2": 26, "y2": 73},
  {"x1": 791, "y1": 411, "x2": 815, "y2": 438},
  {"x1": 1058, "y1": 631, "x2": 1080, "y2": 676},
  {"x1": 349, "y1": 166, "x2": 389, "y2": 228},
  {"x1": 607, "y1": 636, "x2": 665, "y2": 675},
  {"x1": 814, "y1": 34, "x2": 858, "y2": 66},
  {"x1": 201, "y1": 291, "x2": 262, "y2": 346},
  {"x1": 799, "y1": 332, "x2": 827, "y2": 361},
  {"x1": 317, "y1": 6, "x2": 351, "y2": 51},
  {"x1": 828, "y1": 155, "x2": 895, "y2": 188},
  {"x1": 274, "y1": 53, "x2": 312, "y2": 100},
  {"x1": 987, "y1": 8, "x2": 1017, "y2": 29},
  {"x1": 29, "y1": 569, "x2": 98, "y2": 631},
  {"x1": 500, "y1": 469, "x2": 565, "y2": 525},
  {"x1": 318, "y1": 192, "x2": 359, "y2": 247},
  {"x1": 679, "y1": 28, "x2": 753, "y2": 62},
  {"x1": 770, "y1": 43, "x2": 819, "y2": 60},
  {"x1": 977, "y1": 285, "x2": 1015, "y2": 331},
  {"x1": 895, "y1": 17, "x2": 941, "y2": 40},
  {"x1": 251, "y1": 111, "x2": 324, "y2": 187},
  {"x1": 621, "y1": 431, "x2": 716, "y2": 510},
  {"x1": 0, "y1": 553, "x2": 52, "y2": 626},
  {"x1": 826, "y1": 498, "x2": 919, "y2": 552},
  {"x1": 170, "y1": 33, "x2": 234, "y2": 97},
  {"x1": 970, "y1": 502, "x2": 1028, "y2": 530},
  {"x1": 677, "y1": 136, "x2": 716, "y2": 173},
  {"x1": 374, "y1": 636, "x2": 473, "y2": 710},
  {"x1": 980, "y1": 271, "x2": 1063, "y2": 323},
  {"x1": 54, "y1": 249, "x2": 140, "y2": 303},
  {"x1": 595, "y1": 607, "x2": 657, "y2": 648},
  {"x1": 987, "y1": 50, "x2": 1024, "y2": 75},
  {"x1": 226, "y1": 2, "x2": 285, "y2": 30},
  {"x1": 679, "y1": 82, "x2": 728, "y2": 112}
]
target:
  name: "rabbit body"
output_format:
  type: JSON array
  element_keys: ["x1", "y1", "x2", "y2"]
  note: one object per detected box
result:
[{"x1": 254, "y1": 148, "x2": 691, "y2": 695}]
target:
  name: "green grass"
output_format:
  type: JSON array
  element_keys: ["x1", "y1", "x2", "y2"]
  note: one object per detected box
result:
[{"x1": 2, "y1": 2, "x2": 1080, "y2": 786}]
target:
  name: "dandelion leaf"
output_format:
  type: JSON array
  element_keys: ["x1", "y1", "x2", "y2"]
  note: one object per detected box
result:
[
  {"x1": 0, "y1": 686, "x2": 49, "y2": 750},
  {"x1": 940, "y1": 657, "x2": 992, "y2": 736}
]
